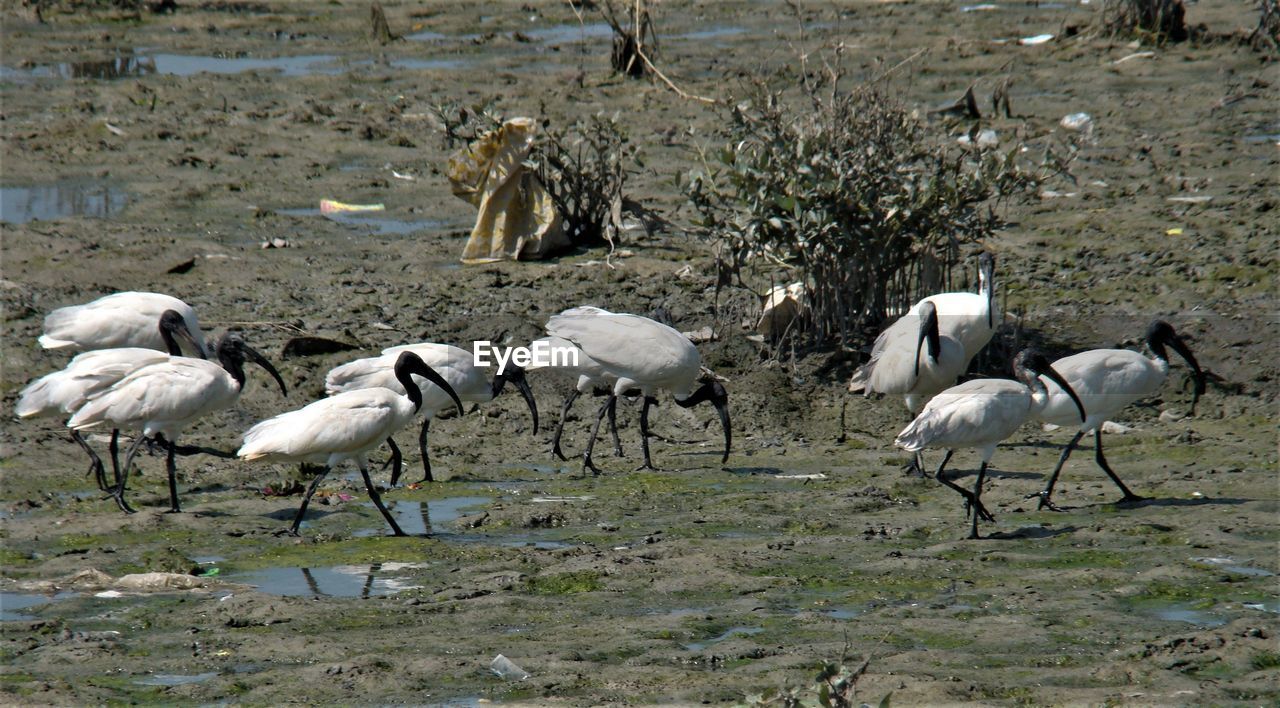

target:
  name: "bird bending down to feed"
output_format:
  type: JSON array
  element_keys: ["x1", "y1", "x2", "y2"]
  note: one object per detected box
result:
[
  {"x1": 39, "y1": 291, "x2": 208, "y2": 357},
  {"x1": 324, "y1": 342, "x2": 538, "y2": 485},
  {"x1": 18, "y1": 310, "x2": 204, "y2": 491},
  {"x1": 858, "y1": 300, "x2": 967, "y2": 475},
  {"x1": 851, "y1": 251, "x2": 999, "y2": 392},
  {"x1": 68, "y1": 332, "x2": 286, "y2": 514},
  {"x1": 895, "y1": 349, "x2": 1086, "y2": 539},
  {"x1": 524, "y1": 307, "x2": 623, "y2": 461},
  {"x1": 542, "y1": 307, "x2": 731, "y2": 474},
  {"x1": 1029, "y1": 320, "x2": 1205, "y2": 510},
  {"x1": 240, "y1": 351, "x2": 464, "y2": 536}
]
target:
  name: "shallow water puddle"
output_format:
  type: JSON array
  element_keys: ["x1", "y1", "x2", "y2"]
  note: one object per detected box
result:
[
  {"x1": 277, "y1": 207, "x2": 450, "y2": 236},
  {"x1": 1146, "y1": 602, "x2": 1228, "y2": 627},
  {"x1": 352, "y1": 497, "x2": 493, "y2": 537},
  {"x1": 232, "y1": 562, "x2": 427, "y2": 598},
  {"x1": 684, "y1": 626, "x2": 763, "y2": 652},
  {"x1": 1, "y1": 182, "x2": 127, "y2": 224},
  {"x1": 3, "y1": 53, "x2": 473, "y2": 80},
  {"x1": 133, "y1": 672, "x2": 218, "y2": 687},
  {"x1": 0, "y1": 592, "x2": 78, "y2": 621}
]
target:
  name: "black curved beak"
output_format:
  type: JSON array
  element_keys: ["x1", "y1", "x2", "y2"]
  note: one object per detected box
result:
[
  {"x1": 408, "y1": 357, "x2": 464, "y2": 416},
  {"x1": 675, "y1": 380, "x2": 731, "y2": 463},
  {"x1": 244, "y1": 344, "x2": 288, "y2": 396},
  {"x1": 1040, "y1": 363, "x2": 1086, "y2": 424},
  {"x1": 914, "y1": 305, "x2": 940, "y2": 379},
  {"x1": 503, "y1": 366, "x2": 539, "y2": 435},
  {"x1": 1168, "y1": 335, "x2": 1205, "y2": 415},
  {"x1": 174, "y1": 321, "x2": 206, "y2": 359}
]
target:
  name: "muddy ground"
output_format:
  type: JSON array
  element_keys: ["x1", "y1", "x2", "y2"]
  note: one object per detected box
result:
[{"x1": 1, "y1": 0, "x2": 1277, "y2": 705}]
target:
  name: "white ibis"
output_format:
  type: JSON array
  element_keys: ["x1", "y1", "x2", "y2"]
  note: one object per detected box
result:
[
  {"x1": 855, "y1": 300, "x2": 967, "y2": 475},
  {"x1": 39, "y1": 291, "x2": 208, "y2": 356},
  {"x1": 524, "y1": 307, "x2": 623, "y2": 461},
  {"x1": 1029, "y1": 320, "x2": 1205, "y2": 510},
  {"x1": 895, "y1": 349, "x2": 1086, "y2": 539},
  {"x1": 17, "y1": 310, "x2": 204, "y2": 491},
  {"x1": 851, "y1": 252, "x2": 998, "y2": 390},
  {"x1": 67, "y1": 332, "x2": 286, "y2": 513},
  {"x1": 239, "y1": 351, "x2": 464, "y2": 536},
  {"x1": 543, "y1": 307, "x2": 730, "y2": 474},
  {"x1": 324, "y1": 342, "x2": 538, "y2": 485}
]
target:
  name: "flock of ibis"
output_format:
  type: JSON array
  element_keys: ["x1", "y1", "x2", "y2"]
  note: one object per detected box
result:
[{"x1": 15, "y1": 254, "x2": 1205, "y2": 539}]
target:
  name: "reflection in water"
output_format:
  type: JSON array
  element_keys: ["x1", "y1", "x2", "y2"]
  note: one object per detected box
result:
[
  {"x1": 235, "y1": 562, "x2": 426, "y2": 598},
  {"x1": 1, "y1": 182, "x2": 127, "y2": 224}
]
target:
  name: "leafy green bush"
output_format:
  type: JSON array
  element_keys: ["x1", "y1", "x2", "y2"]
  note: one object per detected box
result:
[{"x1": 683, "y1": 68, "x2": 1034, "y2": 348}]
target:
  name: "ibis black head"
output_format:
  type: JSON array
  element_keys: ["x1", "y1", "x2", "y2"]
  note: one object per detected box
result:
[
  {"x1": 1015, "y1": 348, "x2": 1086, "y2": 424},
  {"x1": 493, "y1": 364, "x2": 539, "y2": 435},
  {"x1": 1145, "y1": 320, "x2": 1205, "y2": 414},
  {"x1": 157, "y1": 309, "x2": 204, "y2": 359},
  {"x1": 675, "y1": 376, "x2": 731, "y2": 464},
  {"x1": 914, "y1": 300, "x2": 942, "y2": 378},
  {"x1": 217, "y1": 332, "x2": 287, "y2": 396},
  {"x1": 394, "y1": 351, "x2": 464, "y2": 416}
]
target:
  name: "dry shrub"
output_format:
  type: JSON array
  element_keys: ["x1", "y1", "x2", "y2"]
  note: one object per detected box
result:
[
  {"x1": 683, "y1": 63, "x2": 1035, "y2": 350},
  {"x1": 1251, "y1": 0, "x2": 1280, "y2": 51},
  {"x1": 602, "y1": 0, "x2": 657, "y2": 77},
  {"x1": 533, "y1": 112, "x2": 637, "y2": 248},
  {"x1": 1102, "y1": 0, "x2": 1189, "y2": 42}
]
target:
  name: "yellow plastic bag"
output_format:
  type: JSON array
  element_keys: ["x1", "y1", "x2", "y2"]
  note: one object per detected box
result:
[{"x1": 447, "y1": 117, "x2": 568, "y2": 263}]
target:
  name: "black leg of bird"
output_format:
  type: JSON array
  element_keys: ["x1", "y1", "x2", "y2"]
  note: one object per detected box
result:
[
  {"x1": 608, "y1": 396, "x2": 623, "y2": 457},
  {"x1": 358, "y1": 464, "x2": 406, "y2": 536},
  {"x1": 1031, "y1": 429, "x2": 1086, "y2": 511},
  {"x1": 969, "y1": 462, "x2": 990, "y2": 539},
  {"x1": 113, "y1": 434, "x2": 148, "y2": 514},
  {"x1": 386, "y1": 437, "x2": 404, "y2": 487},
  {"x1": 109, "y1": 429, "x2": 121, "y2": 490},
  {"x1": 582, "y1": 394, "x2": 615, "y2": 475},
  {"x1": 72, "y1": 430, "x2": 107, "y2": 492},
  {"x1": 552, "y1": 389, "x2": 580, "y2": 461},
  {"x1": 161, "y1": 436, "x2": 181, "y2": 513},
  {"x1": 290, "y1": 466, "x2": 331, "y2": 535},
  {"x1": 636, "y1": 396, "x2": 659, "y2": 471},
  {"x1": 1093, "y1": 429, "x2": 1146, "y2": 504},
  {"x1": 933, "y1": 450, "x2": 995, "y2": 528}
]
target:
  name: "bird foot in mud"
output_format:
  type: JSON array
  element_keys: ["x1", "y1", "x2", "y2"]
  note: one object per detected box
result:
[
  {"x1": 1115, "y1": 494, "x2": 1149, "y2": 506},
  {"x1": 901, "y1": 460, "x2": 927, "y2": 478},
  {"x1": 634, "y1": 462, "x2": 660, "y2": 472},
  {"x1": 1027, "y1": 491, "x2": 1068, "y2": 512},
  {"x1": 962, "y1": 497, "x2": 995, "y2": 523},
  {"x1": 583, "y1": 458, "x2": 603, "y2": 476}
]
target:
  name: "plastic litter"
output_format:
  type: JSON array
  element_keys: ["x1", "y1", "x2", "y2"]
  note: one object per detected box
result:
[
  {"x1": 1019, "y1": 33, "x2": 1054, "y2": 45},
  {"x1": 1060, "y1": 113, "x2": 1093, "y2": 132},
  {"x1": 447, "y1": 117, "x2": 568, "y2": 263},
  {"x1": 490, "y1": 654, "x2": 530, "y2": 681},
  {"x1": 961, "y1": 3, "x2": 998, "y2": 10},
  {"x1": 1166, "y1": 227, "x2": 1184, "y2": 235},
  {"x1": 319, "y1": 199, "x2": 385, "y2": 215},
  {"x1": 958, "y1": 129, "x2": 999, "y2": 147},
  {"x1": 1167, "y1": 195, "x2": 1213, "y2": 204},
  {"x1": 757, "y1": 282, "x2": 808, "y2": 338}
]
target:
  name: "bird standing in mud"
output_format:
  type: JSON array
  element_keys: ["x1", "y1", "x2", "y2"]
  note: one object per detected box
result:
[
  {"x1": 17, "y1": 310, "x2": 205, "y2": 491},
  {"x1": 541, "y1": 306, "x2": 731, "y2": 474},
  {"x1": 1029, "y1": 320, "x2": 1205, "y2": 510},
  {"x1": 68, "y1": 332, "x2": 287, "y2": 514},
  {"x1": 239, "y1": 351, "x2": 464, "y2": 536},
  {"x1": 895, "y1": 349, "x2": 1086, "y2": 539},
  {"x1": 324, "y1": 342, "x2": 538, "y2": 485},
  {"x1": 39, "y1": 291, "x2": 209, "y2": 357},
  {"x1": 525, "y1": 306, "x2": 624, "y2": 461}
]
